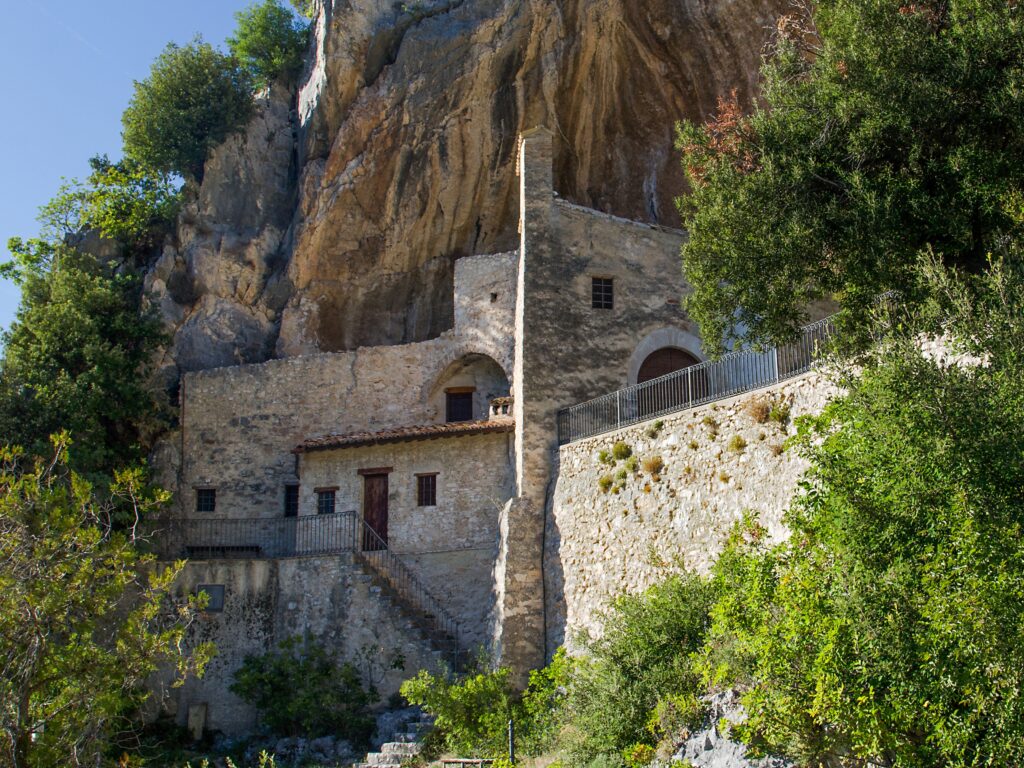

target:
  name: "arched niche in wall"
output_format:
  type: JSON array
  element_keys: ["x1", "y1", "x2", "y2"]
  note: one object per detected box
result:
[
  {"x1": 627, "y1": 327, "x2": 706, "y2": 386},
  {"x1": 426, "y1": 353, "x2": 511, "y2": 424}
]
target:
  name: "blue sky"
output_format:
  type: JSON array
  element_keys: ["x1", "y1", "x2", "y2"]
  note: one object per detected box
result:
[{"x1": 0, "y1": 0, "x2": 260, "y2": 334}]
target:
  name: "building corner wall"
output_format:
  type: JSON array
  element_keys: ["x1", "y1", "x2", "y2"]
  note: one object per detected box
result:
[{"x1": 492, "y1": 128, "x2": 556, "y2": 682}]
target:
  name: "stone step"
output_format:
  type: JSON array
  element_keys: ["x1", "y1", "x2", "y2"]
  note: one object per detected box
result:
[
  {"x1": 365, "y1": 753, "x2": 404, "y2": 766},
  {"x1": 382, "y1": 742, "x2": 422, "y2": 756}
]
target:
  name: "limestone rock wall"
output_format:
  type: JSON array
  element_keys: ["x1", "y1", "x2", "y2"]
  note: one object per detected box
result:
[
  {"x1": 545, "y1": 372, "x2": 840, "y2": 651},
  {"x1": 148, "y1": 0, "x2": 786, "y2": 367}
]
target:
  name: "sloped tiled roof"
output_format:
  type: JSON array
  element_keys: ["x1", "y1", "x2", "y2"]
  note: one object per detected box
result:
[{"x1": 294, "y1": 417, "x2": 515, "y2": 454}]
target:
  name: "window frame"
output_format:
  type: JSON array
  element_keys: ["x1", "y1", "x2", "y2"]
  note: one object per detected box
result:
[
  {"x1": 283, "y1": 484, "x2": 299, "y2": 518},
  {"x1": 416, "y1": 473, "x2": 438, "y2": 508},
  {"x1": 195, "y1": 487, "x2": 217, "y2": 514},
  {"x1": 196, "y1": 584, "x2": 225, "y2": 613},
  {"x1": 445, "y1": 388, "x2": 475, "y2": 423},
  {"x1": 315, "y1": 487, "x2": 337, "y2": 516},
  {"x1": 591, "y1": 277, "x2": 614, "y2": 310}
]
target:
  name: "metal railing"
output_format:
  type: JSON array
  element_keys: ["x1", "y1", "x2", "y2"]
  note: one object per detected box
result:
[
  {"x1": 152, "y1": 510, "x2": 359, "y2": 559},
  {"x1": 557, "y1": 314, "x2": 836, "y2": 444},
  {"x1": 356, "y1": 520, "x2": 462, "y2": 664}
]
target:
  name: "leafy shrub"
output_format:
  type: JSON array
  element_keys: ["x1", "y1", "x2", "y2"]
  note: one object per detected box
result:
[
  {"x1": 401, "y1": 666, "x2": 515, "y2": 757},
  {"x1": 727, "y1": 435, "x2": 747, "y2": 453},
  {"x1": 598, "y1": 449, "x2": 613, "y2": 465},
  {"x1": 227, "y1": 0, "x2": 309, "y2": 88},
  {"x1": 598, "y1": 475, "x2": 614, "y2": 493},
  {"x1": 767, "y1": 401, "x2": 790, "y2": 426},
  {"x1": 769, "y1": 443, "x2": 784, "y2": 457},
  {"x1": 641, "y1": 456, "x2": 664, "y2": 478},
  {"x1": 122, "y1": 38, "x2": 254, "y2": 181},
  {"x1": 612, "y1": 442, "x2": 633, "y2": 461},
  {"x1": 623, "y1": 743, "x2": 655, "y2": 768},
  {"x1": 230, "y1": 635, "x2": 375, "y2": 742},
  {"x1": 688, "y1": 439, "x2": 699, "y2": 450},
  {"x1": 701, "y1": 416, "x2": 719, "y2": 436},
  {"x1": 615, "y1": 468, "x2": 628, "y2": 482},
  {"x1": 564, "y1": 573, "x2": 715, "y2": 763},
  {"x1": 624, "y1": 455, "x2": 640, "y2": 474},
  {"x1": 401, "y1": 653, "x2": 569, "y2": 759}
]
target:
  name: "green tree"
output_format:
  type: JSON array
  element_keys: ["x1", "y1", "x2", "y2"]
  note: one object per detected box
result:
[
  {"x1": 703, "y1": 256, "x2": 1024, "y2": 765},
  {"x1": 0, "y1": 247, "x2": 165, "y2": 481},
  {"x1": 83, "y1": 156, "x2": 181, "y2": 249},
  {"x1": 227, "y1": 0, "x2": 309, "y2": 88},
  {"x1": 289, "y1": 0, "x2": 315, "y2": 19},
  {"x1": 229, "y1": 635, "x2": 375, "y2": 743},
  {"x1": 676, "y1": 0, "x2": 1024, "y2": 352},
  {"x1": 122, "y1": 38, "x2": 253, "y2": 182},
  {"x1": 0, "y1": 435, "x2": 212, "y2": 768}
]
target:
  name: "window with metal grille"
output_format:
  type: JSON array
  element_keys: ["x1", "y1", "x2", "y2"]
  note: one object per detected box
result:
[
  {"x1": 316, "y1": 489, "x2": 336, "y2": 516},
  {"x1": 417, "y1": 474, "x2": 437, "y2": 507},
  {"x1": 284, "y1": 484, "x2": 299, "y2": 518},
  {"x1": 197, "y1": 584, "x2": 225, "y2": 612},
  {"x1": 446, "y1": 391, "x2": 474, "y2": 423},
  {"x1": 195, "y1": 488, "x2": 216, "y2": 514},
  {"x1": 592, "y1": 277, "x2": 614, "y2": 309}
]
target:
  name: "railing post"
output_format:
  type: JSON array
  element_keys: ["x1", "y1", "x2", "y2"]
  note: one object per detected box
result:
[
  {"x1": 616, "y1": 390, "x2": 622, "y2": 430},
  {"x1": 774, "y1": 345, "x2": 780, "y2": 383}
]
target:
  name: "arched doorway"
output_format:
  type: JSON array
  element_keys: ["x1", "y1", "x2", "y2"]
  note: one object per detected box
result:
[
  {"x1": 637, "y1": 347, "x2": 702, "y2": 383},
  {"x1": 636, "y1": 347, "x2": 708, "y2": 417},
  {"x1": 427, "y1": 353, "x2": 510, "y2": 424}
]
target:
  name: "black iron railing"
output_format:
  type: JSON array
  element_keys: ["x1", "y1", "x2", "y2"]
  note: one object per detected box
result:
[
  {"x1": 557, "y1": 314, "x2": 836, "y2": 444},
  {"x1": 356, "y1": 520, "x2": 461, "y2": 663},
  {"x1": 153, "y1": 510, "x2": 359, "y2": 559}
]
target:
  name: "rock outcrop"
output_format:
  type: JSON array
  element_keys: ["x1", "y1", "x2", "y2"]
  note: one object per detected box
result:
[{"x1": 149, "y1": 0, "x2": 785, "y2": 371}]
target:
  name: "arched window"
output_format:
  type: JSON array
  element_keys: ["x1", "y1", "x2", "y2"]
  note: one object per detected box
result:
[{"x1": 637, "y1": 347, "x2": 702, "y2": 383}]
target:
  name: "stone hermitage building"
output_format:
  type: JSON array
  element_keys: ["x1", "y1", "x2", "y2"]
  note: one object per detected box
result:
[{"x1": 154, "y1": 128, "x2": 823, "y2": 736}]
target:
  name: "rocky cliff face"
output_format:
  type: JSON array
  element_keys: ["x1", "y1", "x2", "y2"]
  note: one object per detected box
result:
[{"x1": 148, "y1": 0, "x2": 784, "y2": 372}]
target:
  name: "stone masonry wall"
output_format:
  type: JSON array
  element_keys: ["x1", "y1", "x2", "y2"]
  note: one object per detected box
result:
[
  {"x1": 158, "y1": 554, "x2": 446, "y2": 737},
  {"x1": 172, "y1": 252, "x2": 516, "y2": 521},
  {"x1": 545, "y1": 371, "x2": 840, "y2": 651},
  {"x1": 298, "y1": 431, "x2": 516, "y2": 647}
]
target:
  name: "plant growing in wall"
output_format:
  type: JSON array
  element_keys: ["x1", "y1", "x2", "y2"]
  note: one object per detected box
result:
[{"x1": 612, "y1": 442, "x2": 634, "y2": 461}]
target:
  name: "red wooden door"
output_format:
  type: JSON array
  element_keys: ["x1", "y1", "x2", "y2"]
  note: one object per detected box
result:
[{"x1": 362, "y1": 474, "x2": 389, "y2": 551}]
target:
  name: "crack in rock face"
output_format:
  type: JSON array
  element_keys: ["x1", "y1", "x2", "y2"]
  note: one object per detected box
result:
[{"x1": 150, "y1": 0, "x2": 786, "y2": 371}]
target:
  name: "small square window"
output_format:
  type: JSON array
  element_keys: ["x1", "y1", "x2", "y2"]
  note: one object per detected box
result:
[
  {"x1": 195, "y1": 488, "x2": 216, "y2": 514},
  {"x1": 196, "y1": 584, "x2": 225, "y2": 612},
  {"x1": 316, "y1": 489, "x2": 336, "y2": 516},
  {"x1": 417, "y1": 474, "x2": 437, "y2": 507},
  {"x1": 446, "y1": 391, "x2": 474, "y2": 423},
  {"x1": 592, "y1": 278, "x2": 614, "y2": 309},
  {"x1": 284, "y1": 484, "x2": 299, "y2": 518}
]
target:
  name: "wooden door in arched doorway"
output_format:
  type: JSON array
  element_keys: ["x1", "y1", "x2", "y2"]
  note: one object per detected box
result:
[
  {"x1": 637, "y1": 348, "x2": 702, "y2": 383},
  {"x1": 636, "y1": 347, "x2": 705, "y2": 417}
]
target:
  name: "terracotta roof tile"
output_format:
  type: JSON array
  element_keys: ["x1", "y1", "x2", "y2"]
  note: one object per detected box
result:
[{"x1": 294, "y1": 418, "x2": 515, "y2": 454}]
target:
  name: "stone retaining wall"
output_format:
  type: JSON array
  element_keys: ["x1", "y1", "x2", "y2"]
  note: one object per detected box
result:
[{"x1": 545, "y1": 371, "x2": 840, "y2": 650}]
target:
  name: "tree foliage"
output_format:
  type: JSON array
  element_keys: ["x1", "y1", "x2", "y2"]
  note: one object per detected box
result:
[
  {"x1": 703, "y1": 256, "x2": 1024, "y2": 766},
  {"x1": 564, "y1": 573, "x2": 715, "y2": 765},
  {"x1": 229, "y1": 636, "x2": 375, "y2": 743},
  {"x1": 400, "y1": 650, "x2": 571, "y2": 759},
  {"x1": 227, "y1": 0, "x2": 309, "y2": 89},
  {"x1": 122, "y1": 39, "x2": 253, "y2": 182},
  {"x1": 0, "y1": 435, "x2": 212, "y2": 768},
  {"x1": 0, "y1": 247, "x2": 165, "y2": 481},
  {"x1": 676, "y1": 0, "x2": 1024, "y2": 352}
]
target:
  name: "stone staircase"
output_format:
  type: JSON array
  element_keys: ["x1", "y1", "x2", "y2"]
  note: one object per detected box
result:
[
  {"x1": 355, "y1": 714, "x2": 434, "y2": 768},
  {"x1": 355, "y1": 551, "x2": 462, "y2": 670}
]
